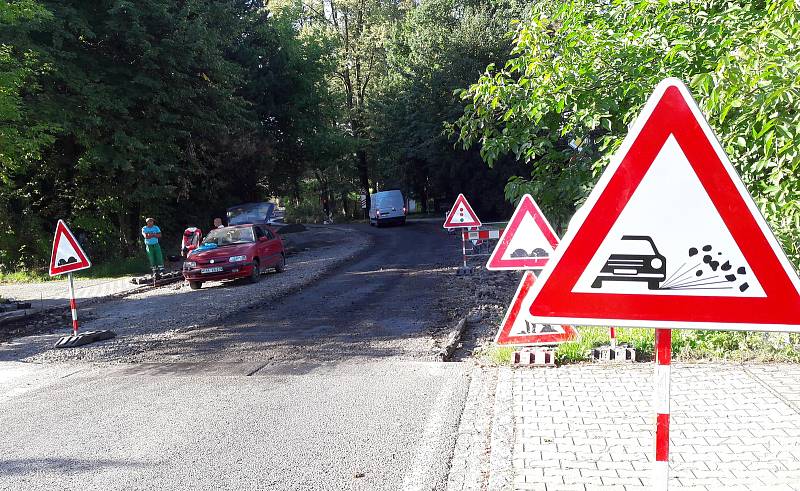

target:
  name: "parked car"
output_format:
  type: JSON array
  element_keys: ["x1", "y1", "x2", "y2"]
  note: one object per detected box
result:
[
  {"x1": 591, "y1": 235, "x2": 666, "y2": 290},
  {"x1": 182, "y1": 224, "x2": 285, "y2": 290},
  {"x1": 369, "y1": 190, "x2": 406, "y2": 227},
  {"x1": 227, "y1": 202, "x2": 277, "y2": 226}
]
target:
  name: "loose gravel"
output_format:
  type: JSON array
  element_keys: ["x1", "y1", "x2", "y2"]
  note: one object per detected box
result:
[{"x1": 0, "y1": 225, "x2": 371, "y2": 364}]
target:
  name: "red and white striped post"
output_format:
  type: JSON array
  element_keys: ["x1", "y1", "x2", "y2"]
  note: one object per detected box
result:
[
  {"x1": 461, "y1": 230, "x2": 468, "y2": 268},
  {"x1": 653, "y1": 328, "x2": 671, "y2": 489},
  {"x1": 67, "y1": 272, "x2": 79, "y2": 336},
  {"x1": 610, "y1": 327, "x2": 617, "y2": 348}
]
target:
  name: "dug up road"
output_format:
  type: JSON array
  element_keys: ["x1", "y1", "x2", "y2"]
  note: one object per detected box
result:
[{"x1": 0, "y1": 220, "x2": 500, "y2": 491}]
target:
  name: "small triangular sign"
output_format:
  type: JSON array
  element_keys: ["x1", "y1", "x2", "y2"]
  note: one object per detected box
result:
[
  {"x1": 49, "y1": 220, "x2": 91, "y2": 276},
  {"x1": 443, "y1": 194, "x2": 482, "y2": 229},
  {"x1": 495, "y1": 271, "x2": 578, "y2": 346},
  {"x1": 527, "y1": 78, "x2": 800, "y2": 332},
  {"x1": 487, "y1": 194, "x2": 559, "y2": 270}
]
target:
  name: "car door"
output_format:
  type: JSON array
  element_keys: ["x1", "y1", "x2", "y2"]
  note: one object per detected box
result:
[
  {"x1": 264, "y1": 228, "x2": 280, "y2": 265},
  {"x1": 253, "y1": 226, "x2": 268, "y2": 263}
]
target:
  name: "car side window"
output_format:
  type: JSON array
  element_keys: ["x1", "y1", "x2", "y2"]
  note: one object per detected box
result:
[
  {"x1": 265, "y1": 229, "x2": 275, "y2": 240},
  {"x1": 254, "y1": 226, "x2": 266, "y2": 239}
]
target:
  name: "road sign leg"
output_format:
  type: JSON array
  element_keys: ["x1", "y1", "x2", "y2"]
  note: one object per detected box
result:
[
  {"x1": 461, "y1": 231, "x2": 467, "y2": 268},
  {"x1": 610, "y1": 327, "x2": 617, "y2": 348},
  {"x1": 654, "y1": 328, "x2": 671, "y2": 490},
  {"x1": 68, "y1": 272, "x2": 78, "y2": 336}
]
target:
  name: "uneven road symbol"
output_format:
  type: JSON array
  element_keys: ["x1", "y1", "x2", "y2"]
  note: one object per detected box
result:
[
  {"x1": 486, "y1": 194, "x2": 559, "y2": 271},
  {"x1": 49, "y1": 220, "x2": 91, "y2": 276}
]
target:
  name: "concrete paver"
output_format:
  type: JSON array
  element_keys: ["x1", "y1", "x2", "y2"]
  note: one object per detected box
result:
[{"x1": 506, "y1": 363, "x2": 800, "y2": 490}]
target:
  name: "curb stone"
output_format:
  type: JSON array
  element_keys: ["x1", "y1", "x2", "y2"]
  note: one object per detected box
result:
[{"x1": 488, "y1": 367, "x2": 514, "y2": 491}]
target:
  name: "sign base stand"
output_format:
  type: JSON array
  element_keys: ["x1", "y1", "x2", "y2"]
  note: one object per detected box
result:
[{"x1": 54, "y1": 330, "x2": 116, "y2": 349}]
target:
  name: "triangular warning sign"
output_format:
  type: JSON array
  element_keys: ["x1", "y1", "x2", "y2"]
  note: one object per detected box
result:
[
  {"x1": 443, "y1": 194, "x2": 482, "y2": 229},
  {"x1": 527, "y1": 78, "x2": 800, "y2": 332},
  {"x1": 496, "y1": 272, "x2": 578, "y2": 345},
  {"x1": 487, "y1": 194, "x2": 559, "y2": 270},
  {"x1": 49, "y1": 220, "x2": 91, "y2": 276}
]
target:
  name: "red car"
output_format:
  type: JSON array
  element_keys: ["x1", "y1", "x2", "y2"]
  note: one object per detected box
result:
[{"x1": 182, "y1": 224, "x2": 285, "y2": 290}]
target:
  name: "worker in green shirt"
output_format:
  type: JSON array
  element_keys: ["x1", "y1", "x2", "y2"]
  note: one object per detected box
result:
[{"x1": 141, "y1": 217, "x2": 164, "y2": 271}]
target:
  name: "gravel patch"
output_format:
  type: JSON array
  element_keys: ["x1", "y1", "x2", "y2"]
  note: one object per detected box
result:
[
  {"x1": 446, "y1": 267, "x2": 521, "y2": 362},
  {"x1": 0, "y1": 225, "x2": 371, "y2": 364}
]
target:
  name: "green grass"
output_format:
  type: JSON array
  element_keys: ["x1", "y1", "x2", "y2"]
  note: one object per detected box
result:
[
  {"x1": 0, "y1": 254, "x2": 152, "y2": 283},
  {"x1": 476, "y1": 327, "x2": 800, "y2": 366}
]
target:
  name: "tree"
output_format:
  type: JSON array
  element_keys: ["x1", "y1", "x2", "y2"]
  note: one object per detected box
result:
[
  {"x1": 370, "y1": 0, "x2": 528, "y2": 218},
  {"x1": 456, "y1": 0, "x2": 800, "y2": 261}
]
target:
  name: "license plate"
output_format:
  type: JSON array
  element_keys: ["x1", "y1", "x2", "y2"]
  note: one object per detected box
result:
[{"x1": 201, "y1": 267, "x2": 223, "y2": 274}]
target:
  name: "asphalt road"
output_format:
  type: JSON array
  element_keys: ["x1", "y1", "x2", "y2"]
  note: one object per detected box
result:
[{"x1": 0, "y1": 220, "x2": 471, "y2": 490}]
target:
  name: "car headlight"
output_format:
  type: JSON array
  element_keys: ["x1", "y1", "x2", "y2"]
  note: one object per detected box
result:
[
  {"x1": 650, "y1": 257, "x2": 663, "y2": 269},
  {"x1": 229, "y1": 255, "x2": 247, "y2": 262},
  {"x1": 183, "y1": 261, "x2": 196, "y2": 268}
]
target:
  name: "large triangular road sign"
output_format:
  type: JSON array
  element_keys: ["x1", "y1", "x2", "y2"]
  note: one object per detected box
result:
[
  {"x1": 496, "y1": 272, "x2": 578, "y2": 345},
  {"x1": 49, "y1": 220, "x2": 91, "y2": 276},
  {"x1": 487, "y1": 194, "x2": 559, "y2": 270},
  {"x1": 527, "y1": 78, "x2": 800, "y2": 332},
  {"x1": 443, "y1": 194, "x2": 481, "y2": 229}
]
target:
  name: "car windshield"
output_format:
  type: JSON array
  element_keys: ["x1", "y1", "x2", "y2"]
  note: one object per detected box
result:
[
  {"x1": 227, "y1": 202, "x2": 275, "y2": 225},
  {"x1": 619, "y1": 236, "x2": 657, "y2": 255},
  {"x1": 202, "y1": 227, "x2": 255, "y2": 246}
]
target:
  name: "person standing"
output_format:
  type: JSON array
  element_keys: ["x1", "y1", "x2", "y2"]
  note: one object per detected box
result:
[
  {"x1": 141, "y1": 217, "x2": 164, "y2": 271},
  {"x1": 213, "y1": 217, "x2": 224, "y2": 229}
]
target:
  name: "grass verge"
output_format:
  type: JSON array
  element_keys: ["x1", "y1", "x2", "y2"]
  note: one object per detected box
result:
[
  {"x1": 0, "y1": 254, "x2": 152, "y2": 283},
  {"x1": 475, "y1": 327, "x2": 800, "y2": 366}
]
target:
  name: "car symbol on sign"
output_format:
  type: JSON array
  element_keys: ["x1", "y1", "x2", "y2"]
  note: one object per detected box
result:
[{"x1": 591, "y1": 235, "x2": 666, "y2": 290}]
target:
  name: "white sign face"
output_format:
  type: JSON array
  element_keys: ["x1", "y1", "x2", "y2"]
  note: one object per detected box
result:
[
  {"x1": 443, "y1": 193, "x2": 481, "y2": 228},
  {"x1": 49, "y1": 220, "x2": 91, "y2": 276},
  {"x1": 486, "y1": 194, "x2": 559, "y2": 270},
  {"x1": 572, "y1": 135, "x2": 763, "y2": 297},
  {"x1": 494, "y1": 271, "x2": 578, "y2": 346},
  {"x1": 523, "y1": 78, "x2": 800, "y2": 332}
]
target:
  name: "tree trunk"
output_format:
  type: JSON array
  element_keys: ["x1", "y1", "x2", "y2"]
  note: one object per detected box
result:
[{"x1": 357, "y1": 149, "x2": 370, "y2": 210}]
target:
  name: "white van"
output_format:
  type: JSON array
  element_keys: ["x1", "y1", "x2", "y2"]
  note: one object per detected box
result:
[{"x1": 369, "y1": 190, "x2": 406, "y2": 227}]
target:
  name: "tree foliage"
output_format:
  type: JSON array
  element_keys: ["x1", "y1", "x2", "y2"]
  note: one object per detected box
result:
[
  {"x1": 456, "y1": 0, "x2": 800, "y2": 260},
  {"x1": 370, "y1": 0, "x2": 528, "y2": 218},
  {"x1": 0, "y1": 0, "x2": 341, "y2": 269}
]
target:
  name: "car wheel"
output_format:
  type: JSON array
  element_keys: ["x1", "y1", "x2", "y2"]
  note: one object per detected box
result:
[
  {"x1": 189, "y1": 281, "x2": 202, "y2": 290},
  {"x1": 248, "y1": 261, "x2": 261, "y2": 283},
  {"x1": 275, "y1": 254, "x2": 286, "y2": 273},
  {"x1": 648, "y1": 280, "x2": 661, "y2": 290}
]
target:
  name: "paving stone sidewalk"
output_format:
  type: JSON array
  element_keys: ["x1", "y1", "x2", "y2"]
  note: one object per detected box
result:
[{"x1": 504, "y1": 363, "x2": 800, "y2": 490}]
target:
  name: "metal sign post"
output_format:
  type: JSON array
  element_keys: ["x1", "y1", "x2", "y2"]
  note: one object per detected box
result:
[
  {"x1": 521, "y1": 79, "x2": 800, "y2": 489},
  {"x1": 654, "y1": 328, "x2": 671, "y2": 489},
  {"x1": 49, "y1": 219, "x2": 116, "y2": 348},
  {"x1": 67, "y1": 272, "x2": 78, "y2": 336}
]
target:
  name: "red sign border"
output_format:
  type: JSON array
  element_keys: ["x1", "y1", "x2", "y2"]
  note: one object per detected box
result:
[
  {"x1": 486, "y1": 194, "x2": 560, "y2": 270},
  {"x1": 495, "y1": 271, "x2": 578, "y2": 345},
  {"x1": 49, "y1": 219, "x2": 92, "y2": 276},
  {"x1": 526, "y1": 78, "x2": 800, "y2": 332},
  {"x1": 443, "y1": 193, "x2": 482, "y2": 229}
]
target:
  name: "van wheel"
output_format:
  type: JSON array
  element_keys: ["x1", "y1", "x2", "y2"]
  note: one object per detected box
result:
[
  {"x1": 248, "y1": 261, "x2": 261, "y2": 283},
  {"x1": 189, "y1": 281, "x2": 202, "y2": 290},
  {"x1": 375, "y1": 220, "x2": 382, "y2": 228},
  {"x1": 275, "y1": 254, "x2": 286, "y2": 273}
]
